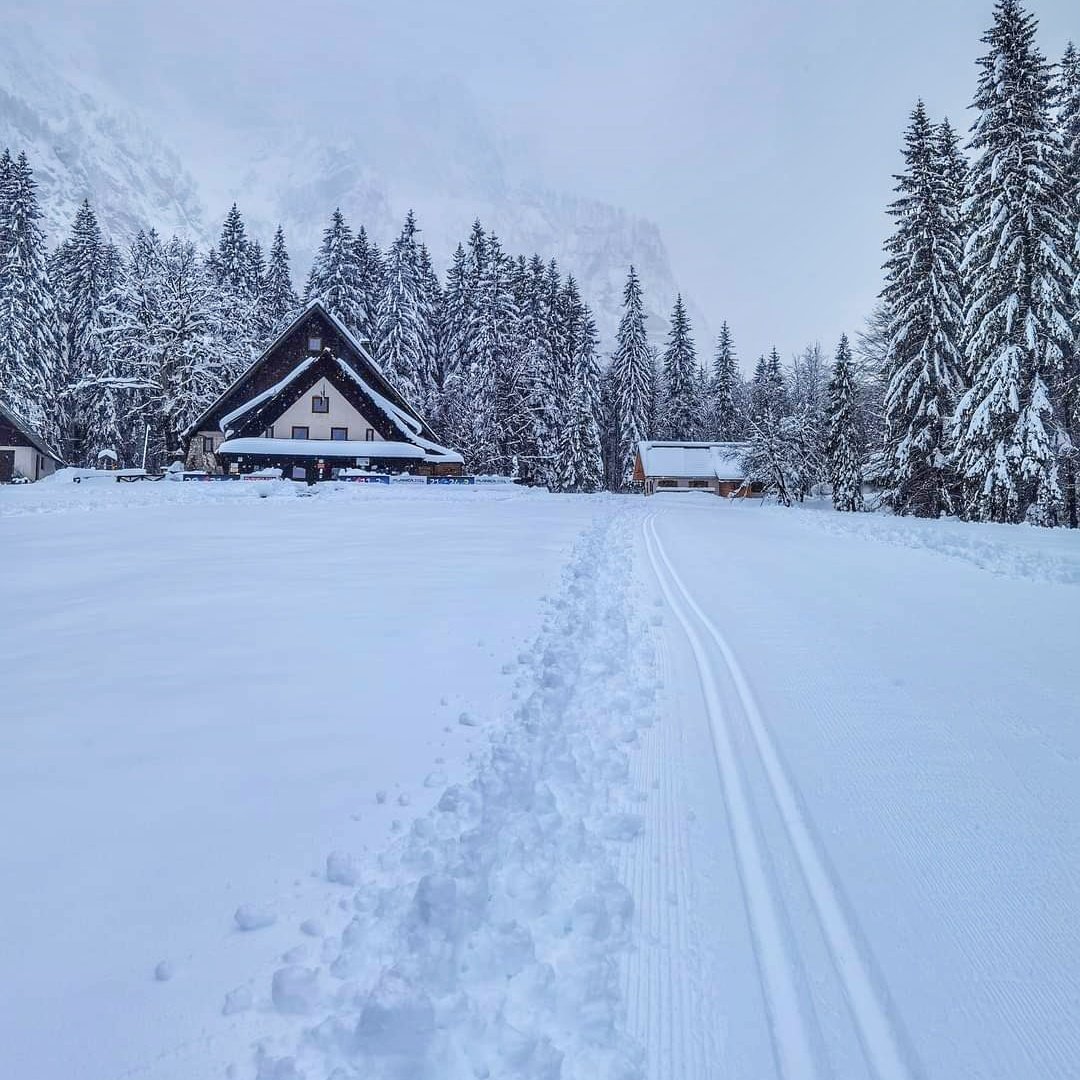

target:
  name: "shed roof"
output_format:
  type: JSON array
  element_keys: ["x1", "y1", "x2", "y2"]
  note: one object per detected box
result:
[
  {"x1": 0, "y1": 401, "x2": 63, "y2": 463},
  {"x1": 636, "y1": 441, "x2": 748, "y2": 481}
]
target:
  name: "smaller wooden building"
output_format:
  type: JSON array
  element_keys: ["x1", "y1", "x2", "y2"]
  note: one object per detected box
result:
[
  {"x1": 634, "y1": 440, "x2": 759, "y2": 497},
  {"x1": 0, "y1": 402, "x2": 63, "y2": 482}
]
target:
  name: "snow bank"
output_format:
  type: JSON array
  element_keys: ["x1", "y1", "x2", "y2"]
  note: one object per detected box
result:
[
  {"x1": 782, "y1": 503, "x2": 1080, "y2": 586},
  {"x1": 255, "y1": 508, "x2": 657, "y2": 1079}
]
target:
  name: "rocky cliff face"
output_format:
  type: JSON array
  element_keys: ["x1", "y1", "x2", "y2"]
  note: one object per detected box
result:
[{"x1": 0, "y1": 27, "x2": 703, "y2": 348}]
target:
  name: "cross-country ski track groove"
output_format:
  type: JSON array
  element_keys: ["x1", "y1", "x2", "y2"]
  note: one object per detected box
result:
[{"x1": 642, "y1": 511, "x2": 918, "y2": 1080}]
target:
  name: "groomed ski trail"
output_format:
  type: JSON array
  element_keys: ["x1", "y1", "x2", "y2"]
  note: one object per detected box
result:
[{"x1": 643, "y1": 511, "x2": 918, "y2": 1080}]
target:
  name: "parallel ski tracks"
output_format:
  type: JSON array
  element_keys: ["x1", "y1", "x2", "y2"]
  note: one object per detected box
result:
[{"x1": 643, "y1": 512, "x2": 915, "y2": 1080}]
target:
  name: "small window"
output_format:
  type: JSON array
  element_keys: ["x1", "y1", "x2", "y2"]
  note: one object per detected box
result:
[
  {"x1": 265, "y1": 426, "x2": 274, "y2": 439},
  {"x1": 658, "y1": 479, "x2": 678, "y2": 488},
  {"x1": 292, "y1": 426, "x2": 309, "y2": 440},
  {"x1": 312, "y1": 395, "x2": 329, "y2": 413},
  {"x1": 689, "y1": 479, "x2": 710, "y2": 489},
  {"x1": 308, "y1": 336, "x2": 322, "y2": 352},
  {"x1": 331, "y1": 427, "x2": 348, "y2": 441},
  {"x1": 365, "y1": 428, "x2": 375, "y2": 442},
  {"x1": 202, "y1": 436, "x2": 215, "y2": 453}
]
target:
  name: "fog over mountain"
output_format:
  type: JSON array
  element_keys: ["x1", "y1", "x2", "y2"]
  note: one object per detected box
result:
[
  {"x1": 0, "y1": 13, "x2": 694, "y2": 347},
  {"x1": 2, "y1": 0, "x2": 1075, "y2": 360}
]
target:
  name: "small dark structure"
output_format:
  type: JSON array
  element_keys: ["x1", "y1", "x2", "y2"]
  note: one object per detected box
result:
[
  {"x1": 185, "y1": 302, "x2": 463, "y2": 480},
  {"x1": 0, "y1": 402, "x2": 63, "y2": 482}
]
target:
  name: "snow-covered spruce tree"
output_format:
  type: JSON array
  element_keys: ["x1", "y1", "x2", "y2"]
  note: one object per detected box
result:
[
  {"x1": 750, "y1": 348, "x2": 787, "y2": 423},
  {"x1": 509, "y1": 253, "x2": 557, "y2": 484},
  {"x1": 708, "y1": 321, "x2": 741, "y2": 440},
  {"x1": 0, "y1": 150, "x2": 62, "y2": 447},
  {"x1": 1059, "y1": 42, "x2": 1080, "y2": 525},
  {"x1": 305, "y1": 209, "x2": 365, "y2": 336},
  {"x1": 259, "y1": 225, "x2": 299, "y2": 342},
  {"x1": 660, "y1": 295, "x2": 698, "y2": 440},
  {"x1": 826, "y1": 334, "x2": 865, "y2": 511},
  {"x1": 82, "y1": 242, "x2": 129, "y2": 464},
  {"x1": 467, "y1": 231, "x2": 520, "y2": 475},
  {"x1": 431, "y1": 242, "x2": 472, "y2": 445},
  {"x1": 742, "y1": 407, "x2": 821, "y2": 507},
  {"x1": 880, "y1": 101, "x2": 966, "y2": 518},
  {"x1": 52, "y1": 199, "x2": 111, "y2": 460},
  {"x1": 787, "y1": 343, "x2": 829, "y2": 499},
  {"x1": 216, "y1": 204, "x2": 251, "y2": 294},
  {"x1": 608, "y1": 266, "x2": 652, "y2": 488},
  {"x1": 353, "y1": 226, "x2": 384, "y2": 344},
  {"x1": 102, "y1": 234, "x2": 232, "y2": 466},
  {"x1": 415, "y1": 242, "x2": 443, "y2": 417},
  {"x1": 953, "y1": 0, "x2": 1075, "y2": 525},
  {"x1": 375, "y1": 210, "x2": 427, "y2": 405},
  {"x1": 552, "y1": 308, "x2": 604, "y2": 492}
]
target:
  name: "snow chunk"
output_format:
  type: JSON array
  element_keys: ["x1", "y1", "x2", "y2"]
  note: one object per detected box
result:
[
  {"x1": 271, "y1": 965, "x2": 320, "y2": 1015},
  {"x1": 234, "y1": 904, "x2": 276, "y2": 931},
  {"x1": 326, "y1": 850, "x2": 360, "y2": 886}
]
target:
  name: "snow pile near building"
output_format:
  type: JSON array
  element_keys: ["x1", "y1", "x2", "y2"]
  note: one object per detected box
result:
[{"x1": 255, "y1": 509, "x2": 657, "y2": 1080}]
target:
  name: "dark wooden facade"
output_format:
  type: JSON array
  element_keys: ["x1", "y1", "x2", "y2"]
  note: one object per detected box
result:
[
  {"x1": 185, "y1": 302, "x2": 462, "y2": 477},
  {"x1": 188, "y1": 302, "x2": 441, "y2": 444}
]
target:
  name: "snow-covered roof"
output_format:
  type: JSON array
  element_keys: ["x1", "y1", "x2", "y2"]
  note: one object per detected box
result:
[
  {"x1": 217, "y1": 437, "x2": 464, "y2": 463},
  {"x1": 0, "y1": 401, "x2": 64, "y2": 463},
  {"x1": 637, "y1": 441, "x2": 748, "y2": 481},
  {"x1": 219, "y1": 356, "x2": 319, "y2": 435}
]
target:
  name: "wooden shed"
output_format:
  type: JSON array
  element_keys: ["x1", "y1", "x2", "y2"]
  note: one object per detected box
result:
[
  {"x1": 0, "y1": 402, "x2": 63, "y2": 482},
  {"x1": 634, "y1": 440, "x2": 759, "y2": 496}
]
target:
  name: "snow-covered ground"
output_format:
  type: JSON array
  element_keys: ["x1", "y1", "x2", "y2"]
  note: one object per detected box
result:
[{"x1": 2, "y1": 481, "x2": 1078, "y2": 1080}]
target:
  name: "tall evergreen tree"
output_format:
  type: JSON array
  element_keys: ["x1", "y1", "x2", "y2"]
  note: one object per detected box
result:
[
  {"x1": 305, "y1": 209, "x2": 365, "y2": 335},
  {"x1": 953, "y1": 0, "x2": 1075, "y2": 525},
  {"x1": 826, "y1": 334, "x2": 865, "y2": 511},
  {"x1": 53, "y1": 199, "x2": 110, "y2": 459},
  {"x1": 660, "y1": 295, "x2": 698, "y2": 440},
  {"x1": 216, "y1": 204, "x2": 251, "y2": 293},
  {"x1": 1059, "y1": 42, "x2": 1080, "y2": 526},
  {"x1": 375, "y1": 210, "x2": 427, "y2": 405},
  {"x1": 881, "y1": 100, "x2": 966, "y2": 518},
  {"x1": 0, "y1": 151, "x2": 62, "y2": 446},
  {"x1": 82, "y1": 242, "x2": 128, "y2": 463},
  {"x1": 353, "y1": 226, "x2": 384, "y2": 343},
  {"x1": 709, "y1": 321, "x2": 740, "y2": 440},
  {"x1": 609, "y1": 266, "x2": 652, "y2": 487},
  {"x1": 260, "y1": 225, "x2": 299, "y2": 341},
  {"x1": 552, "y1": 308, "x2": 604, "y2": 492}
]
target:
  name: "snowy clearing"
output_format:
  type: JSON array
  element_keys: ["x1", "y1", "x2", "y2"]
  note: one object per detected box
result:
[{"x1": 2, "y1": 482, "x2": 1078, "y2": 1080}]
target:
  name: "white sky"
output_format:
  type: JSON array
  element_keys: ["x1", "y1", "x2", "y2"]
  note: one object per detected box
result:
[{"x1": 14, "y1": 0, "x2": 1078, "y2": 361}]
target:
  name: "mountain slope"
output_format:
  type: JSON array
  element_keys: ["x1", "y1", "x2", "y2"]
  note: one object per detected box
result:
[{"x1": 0, "y1": 26, "x2": 703, "y2": 346}]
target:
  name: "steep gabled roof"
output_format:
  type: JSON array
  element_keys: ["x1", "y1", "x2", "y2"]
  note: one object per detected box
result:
[
  {"x1": 0, "y1": 401, "x2": 63, "y2": 463},
  {"x1": 187, "y1": 301, "x2": 441, "y2": 445}
]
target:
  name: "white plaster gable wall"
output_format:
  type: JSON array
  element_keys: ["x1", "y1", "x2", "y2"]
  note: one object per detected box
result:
[
  {"x1": 264, "y1": 380, "x2": 385, "y2": 442},
  {"x1": 1, "y1": 444, "x2": 57, "y2": 480}
]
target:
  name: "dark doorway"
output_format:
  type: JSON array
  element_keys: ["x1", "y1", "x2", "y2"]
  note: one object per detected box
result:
[{"x1": 0, "y1": 450, "x2": 14, "y2": 482}]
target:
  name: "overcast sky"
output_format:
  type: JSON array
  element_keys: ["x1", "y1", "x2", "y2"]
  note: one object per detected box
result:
[{"x1": 19, "y1": 0, "x2": 1079, "y2": 361}]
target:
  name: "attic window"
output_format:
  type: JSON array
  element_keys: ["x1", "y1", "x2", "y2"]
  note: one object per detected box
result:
[
  {"x1": 308, "y1": 336, "x2": 322, "y2": 352},
  {"x1": 312, "y1": 395, "x2": 329, "y2": 414}
]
